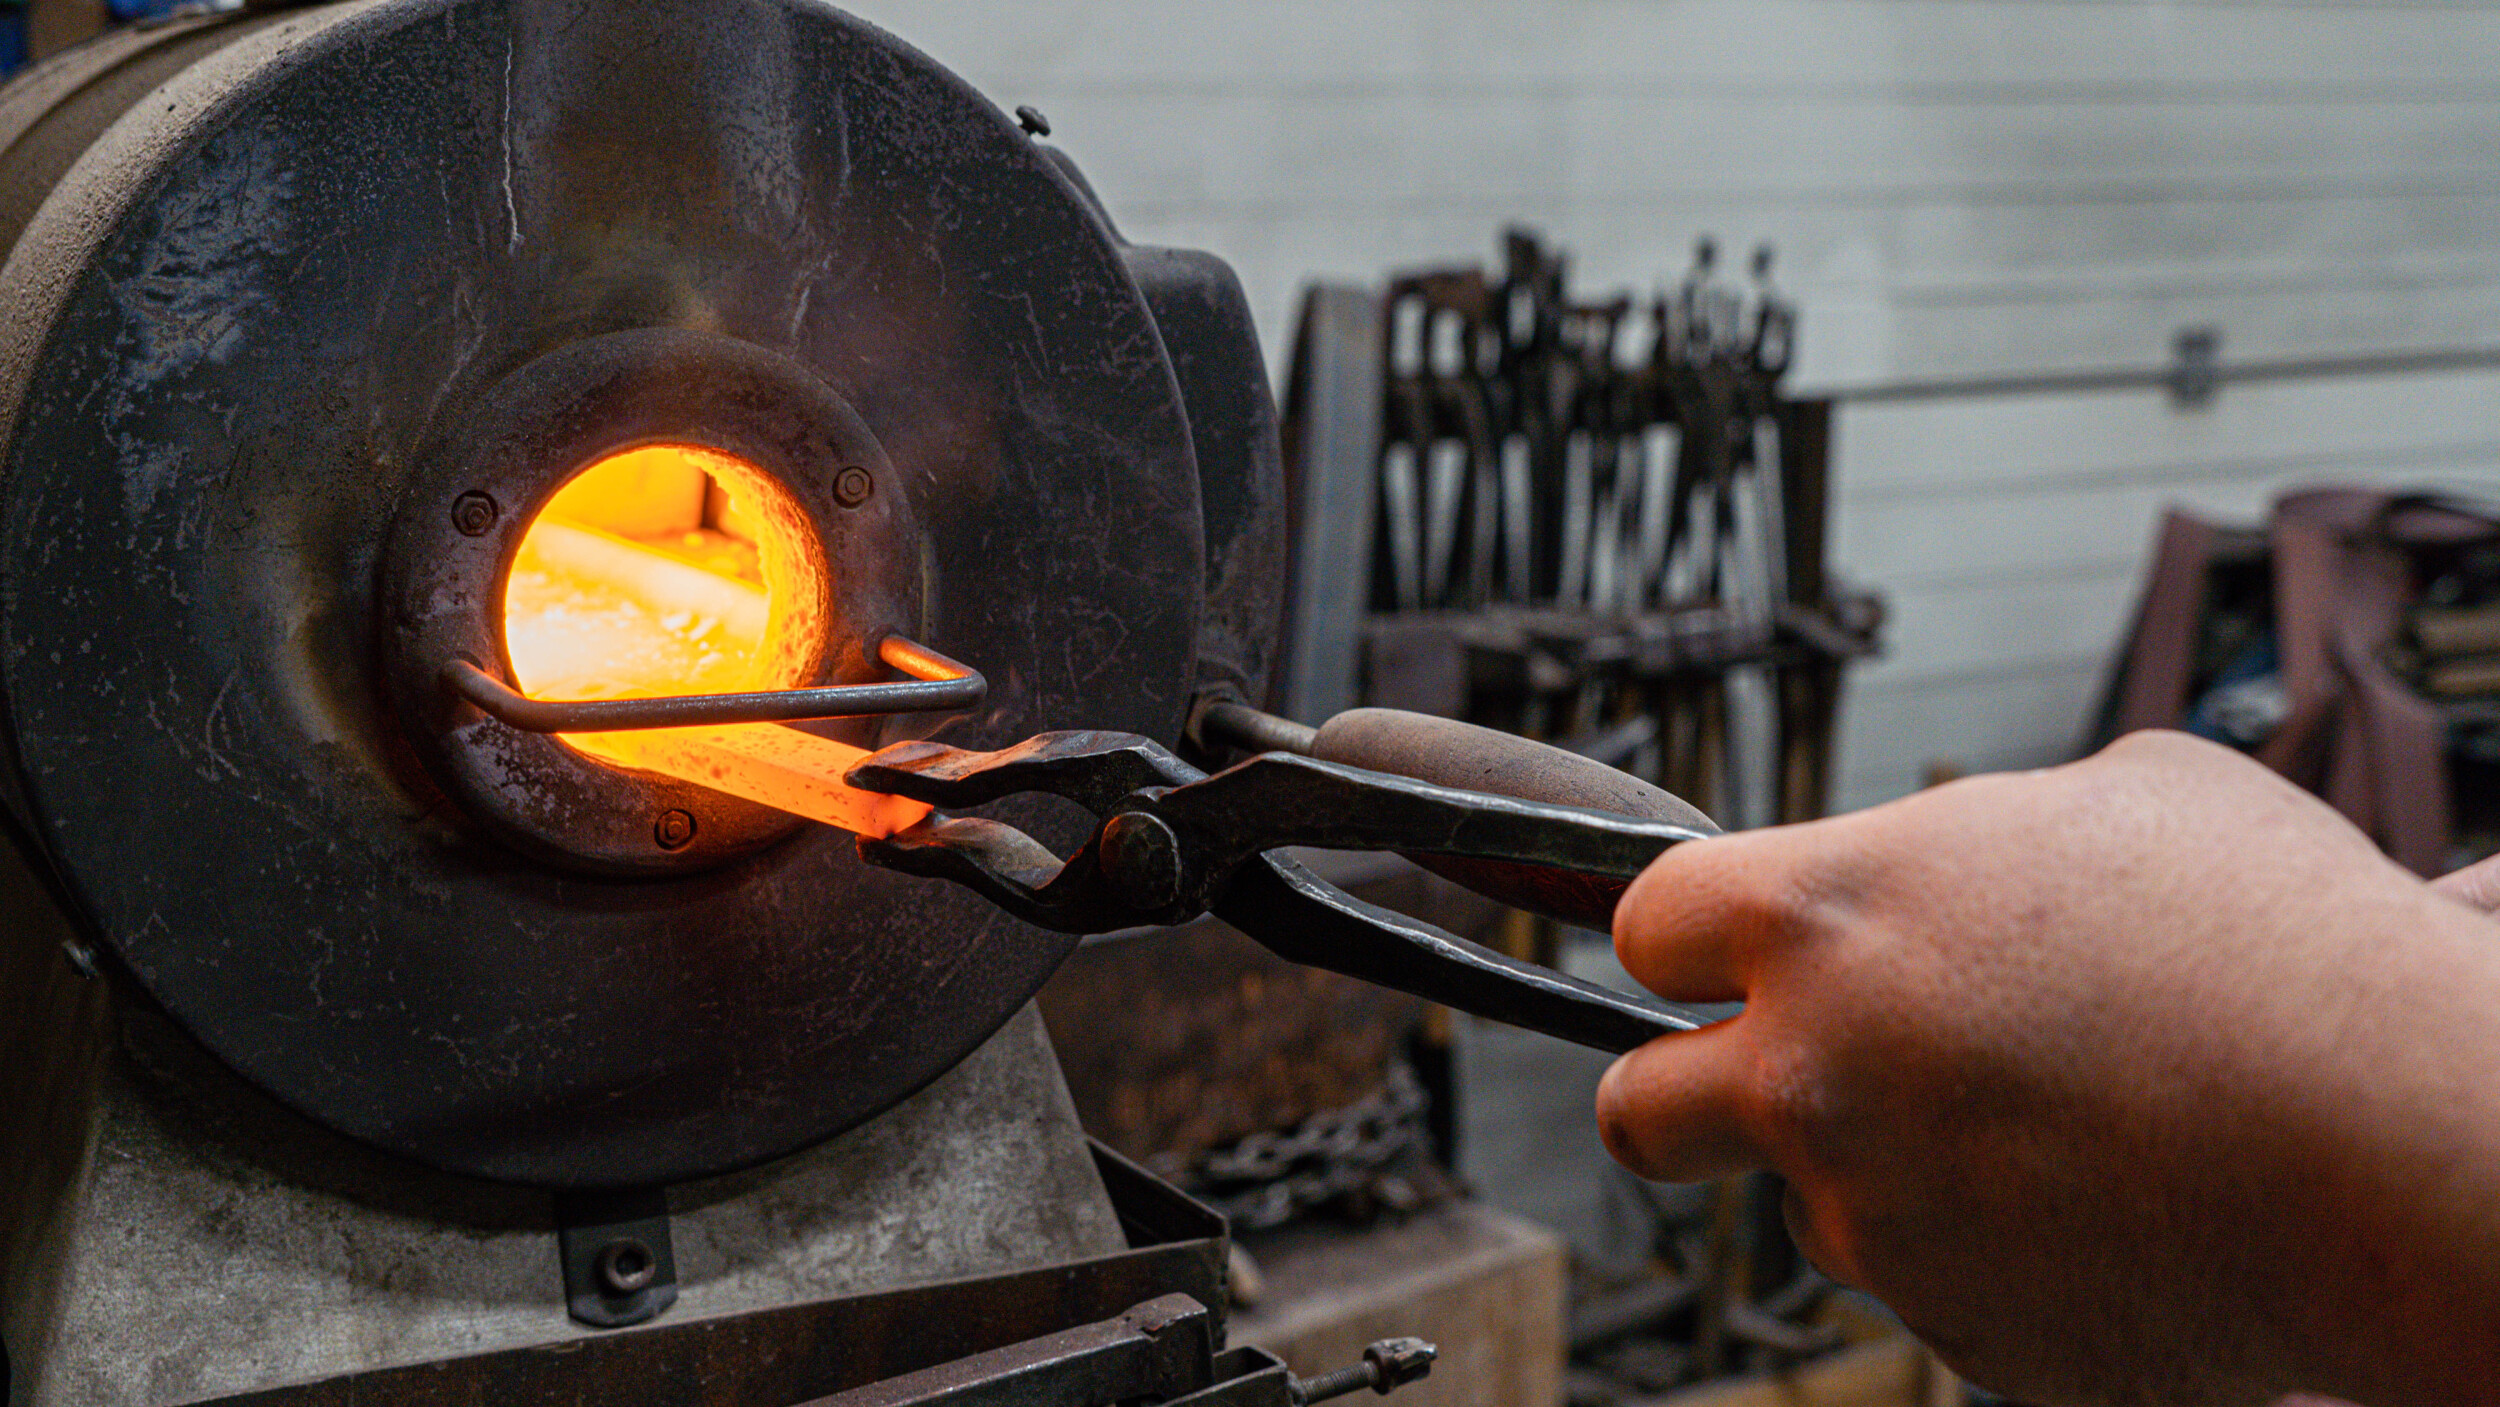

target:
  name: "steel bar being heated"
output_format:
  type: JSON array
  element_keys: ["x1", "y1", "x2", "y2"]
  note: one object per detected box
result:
[
  {"x1": 485, "y1": 507, "x2": 958, "y2": 837},
  {"x1": 565, "y1": 719, "x2": 933, "y2": 838}
]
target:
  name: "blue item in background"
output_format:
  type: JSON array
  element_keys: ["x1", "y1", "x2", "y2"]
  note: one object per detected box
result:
[
  {"x1": 2184, "y1": 633, "x2": 2289, "y2": 751},
  {"x1": 106, "y1": 0, "x2": 249, "y2": 24},
  {"x1": 0, "y1": 7, "x2": 24, "y2": 79}
]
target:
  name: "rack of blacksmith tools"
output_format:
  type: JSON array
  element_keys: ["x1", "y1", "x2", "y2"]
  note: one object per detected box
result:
[
  {"x1": 1276, "y1": 229, "x2": 1887, "y2": 1396},
  {"x1": 1287, "y1": 229, "x2": 1882, "y2": 882}
]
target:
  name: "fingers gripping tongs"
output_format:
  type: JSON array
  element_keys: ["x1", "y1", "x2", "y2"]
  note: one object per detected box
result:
[{"x1": 846, "y1": 706, "x2": 1723, "y2": 1054}]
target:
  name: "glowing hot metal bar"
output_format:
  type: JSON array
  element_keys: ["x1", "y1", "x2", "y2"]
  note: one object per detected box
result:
[
  {"x1": 566, "y1": 721, "x2": 931, "y2": 837},
  {"x1": 488, "y1": 472, "x2": 972, "y2": 838}
]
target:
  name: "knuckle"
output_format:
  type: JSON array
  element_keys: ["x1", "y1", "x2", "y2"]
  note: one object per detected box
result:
[
  {"x1": 1615, "y1": 839, "x2": 1710, "y2": 932},
  {"x1": 2101, "y1": 725, "x2": 2193, "y2": 758},
  {"x1": 1692, "y1": 852, "x2": 1790, "y2": 932},
  {"x1": 1676, "y1": 841, "x2": 1810, "y2": 934},
  {"x1": 1621, "y1": 820, "x2": 1875, "y2": 956},
  {"x1": 2096, "y1": 726, "x2": 2232, "y2": 776}
]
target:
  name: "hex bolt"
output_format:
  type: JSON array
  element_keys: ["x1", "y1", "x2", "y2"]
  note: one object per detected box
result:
[
  {"x1": 595, "y1": 1238, "x2": 658, "y2": 1295},
  {"x1": 1015, "y1": 104, "x2": 1051, "y2": 137},
  {"x1": 452, "y1": 491, "x2": 499, "y2": 537},
  {"x1": 654, "y1": 809, "x2": 697, "y2": 851},
  {"x1": 832, "y1": 464, "x2": 875, "y2": 509},
  {"x1": 60, "y1": 939, "x2": 98, "y2": 980},
  {"x1": 1097, "y1": 811, "x2": 1184, "y2": 911},
  {"x1": 1291, "y1": 1338, "x2": 1437, "y2": 1404}
]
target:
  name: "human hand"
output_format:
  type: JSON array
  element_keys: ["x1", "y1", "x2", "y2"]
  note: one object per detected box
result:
[{"x1": 1596, "y1": 731, "x2": 2500, "y2": 1407}]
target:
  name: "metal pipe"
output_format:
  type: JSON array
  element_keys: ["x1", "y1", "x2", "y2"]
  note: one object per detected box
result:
[
  {"x1": 1191, "y1": 698, "x2": 1320, "y2": 757},
  {"x1": 444, "y1": 633, "x2": 984, "y2": 733},
  {"x1": 1810, "y1": 342, "x2": 2500, "y2": 407}
]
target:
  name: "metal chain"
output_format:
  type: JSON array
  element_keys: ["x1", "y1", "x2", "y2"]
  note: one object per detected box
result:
[{"x1": 1187, "y1": 1063, "x2": 1433, "y2": 1232}]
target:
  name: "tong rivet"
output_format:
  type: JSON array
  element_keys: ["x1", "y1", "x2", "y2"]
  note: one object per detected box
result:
[{"x1": 1098, "y1": 811, "x2": 1184, "y2": 911}]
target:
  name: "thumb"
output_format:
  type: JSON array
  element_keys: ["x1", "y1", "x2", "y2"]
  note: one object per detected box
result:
[{"x1": 1595, "y1": 1019, "x2": 1763, "y2": 1183}]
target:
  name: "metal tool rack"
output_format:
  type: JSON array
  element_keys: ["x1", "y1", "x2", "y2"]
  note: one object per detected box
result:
[{"x1": 1283, "y1": 229, "x2": 1881, "y2": 865}]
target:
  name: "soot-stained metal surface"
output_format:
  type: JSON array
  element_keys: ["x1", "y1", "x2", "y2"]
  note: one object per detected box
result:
[{"x1": 0, "y1": 0, "x2": 1217, "y2": 1187}]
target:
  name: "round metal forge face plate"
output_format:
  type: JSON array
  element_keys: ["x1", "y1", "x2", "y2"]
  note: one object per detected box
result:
[{"x1": 0, "y1": 0, "x2": 1204, "y2": 1187}]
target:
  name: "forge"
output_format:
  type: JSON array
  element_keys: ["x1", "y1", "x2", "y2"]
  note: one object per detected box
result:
[{"x1": 0, "y1": 2, "x2": 1282, "y2": 1402}]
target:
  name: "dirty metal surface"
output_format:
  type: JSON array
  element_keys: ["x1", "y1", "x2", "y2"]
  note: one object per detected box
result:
[
  {"x1": 1125, "y1": 247, "x2": 1288, "y2": 714},
  {"x1": 0, "y1": 0, "x2": 1213, "y2": 1186},
  {"x1": 14, "y1": 997, "x2": 1130, "y2": 1407},
  {"x1": 0, "y1": 11, "x2": 284, "y2": 265},
  {"x1": 181, "y1": 1146, "x2": 1214, "y2": 1407}
]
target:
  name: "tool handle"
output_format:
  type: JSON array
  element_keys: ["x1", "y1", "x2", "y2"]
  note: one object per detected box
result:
[
  {"x1": 1219, "y1": 857, "x2": 1709, "y2": 1054},
  {"x1": 1308, "y1": 708, "x2": 1720, "y2": 930}
]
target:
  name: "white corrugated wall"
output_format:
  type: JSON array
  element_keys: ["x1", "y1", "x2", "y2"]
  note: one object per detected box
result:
[{"x1": 847, "y1": 0, "x2": 2500, "y2": 811}]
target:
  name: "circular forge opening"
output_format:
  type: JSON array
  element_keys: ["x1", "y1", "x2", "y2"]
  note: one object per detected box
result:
[
  {"x1": 501, "y1": 445, "x2": 828, "y2": 729},
  {"x1": 389, "y1": 327, "x2": 925, "y2": 876}
]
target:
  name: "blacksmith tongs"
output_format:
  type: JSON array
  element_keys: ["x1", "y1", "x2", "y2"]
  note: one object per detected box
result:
[{"x1": 846, "y1": 704, "x2": 1723, "y2": 1054}]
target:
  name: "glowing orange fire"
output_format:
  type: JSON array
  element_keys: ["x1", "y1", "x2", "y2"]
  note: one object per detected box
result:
[{"x1": 503, "y1": 446, "x2": 930, "y2": 837}]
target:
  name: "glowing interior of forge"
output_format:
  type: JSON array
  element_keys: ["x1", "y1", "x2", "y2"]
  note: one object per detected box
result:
[{"x1": 502, "y1": 446, "x2": 929, "y2": 837}]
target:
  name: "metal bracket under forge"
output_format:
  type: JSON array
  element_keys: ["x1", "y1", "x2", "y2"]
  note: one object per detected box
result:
[
  {"x1": 554, "y1": 1186, "x2": 679, "y2": 1329},
  {"x1": 196, "y1": 1144, "x2": 1231, "y2": 1407}
]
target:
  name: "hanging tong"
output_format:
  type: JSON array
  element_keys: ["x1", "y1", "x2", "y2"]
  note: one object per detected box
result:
[{"x1": 847, "y1": 703, "x2": 1723, "y2": 1054}]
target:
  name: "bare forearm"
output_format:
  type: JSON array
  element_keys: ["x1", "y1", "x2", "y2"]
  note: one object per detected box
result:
[{"x1": 2257, "y1": 888, "x2": 2500, "y2": 1406}]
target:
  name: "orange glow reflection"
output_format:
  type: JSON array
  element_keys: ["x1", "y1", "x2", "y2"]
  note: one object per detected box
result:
[{"x1": 502, "y1": 446, "x2": 929, "y2": 838}]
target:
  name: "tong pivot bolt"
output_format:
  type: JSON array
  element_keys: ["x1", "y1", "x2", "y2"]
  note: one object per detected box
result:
[{"x1": 1098, "y1": 811, "x2": 1186, "y2": 911}]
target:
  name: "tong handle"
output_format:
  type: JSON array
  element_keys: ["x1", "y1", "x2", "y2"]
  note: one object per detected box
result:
[
  {"x1": 1308, "y1": 709, "x2": 1721, "y2": 930},
  {"x1": 1218, "y1": 856, "x2": 1709, "y2": 1053}
]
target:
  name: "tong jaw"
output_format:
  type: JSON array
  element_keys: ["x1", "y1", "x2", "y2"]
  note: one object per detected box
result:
[
  {"x1": 848, "y1": 729, "x2": 1714, "y2": 1052},
  {"x1": 852, "y1": 815, "x2": 1095, "y2": 929},
  {"x1": 850, "y1": 731, "x2": 1201, "y2": 811},
  {"x1": 845, "y1": 732, "x2": 1208, "y2": 933}
]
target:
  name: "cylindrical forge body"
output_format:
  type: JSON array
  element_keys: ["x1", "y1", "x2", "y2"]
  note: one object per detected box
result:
[{"x1": 0, "y1": 0, "x2": 1281, "y2": 1191}]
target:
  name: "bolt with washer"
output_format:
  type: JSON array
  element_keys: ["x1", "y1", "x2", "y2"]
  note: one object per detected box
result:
[
  {"x1": 595, "y1": 1238, "x2": 658, "y2": 1295},
  {"x1": 452, "y1": 491, "x2": 499, "y2": 537},
  {"x1": 654, "y1": 809, "x2": 698, "y2": 851},
  {"x1": 832, "y1": 464, "x2": 875, "y2": 508}
]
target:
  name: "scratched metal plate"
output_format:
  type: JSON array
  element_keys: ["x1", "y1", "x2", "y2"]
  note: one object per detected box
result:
[{"x1": 0, "y1": 0, "x2": 1205, "y2": 1186}]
